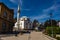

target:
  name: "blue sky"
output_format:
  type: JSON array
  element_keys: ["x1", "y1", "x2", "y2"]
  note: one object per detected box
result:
[{"x1": 0, "y1": 0, "x2": 60, "y2": 23}]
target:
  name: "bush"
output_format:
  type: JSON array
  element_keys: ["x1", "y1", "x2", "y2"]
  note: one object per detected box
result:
[
  {"x1": 56, "y1": 37, "x2": 60, "y2": 40},
  {"x1": 45, "y1": 26, "x2": 60, "y2": 37}
]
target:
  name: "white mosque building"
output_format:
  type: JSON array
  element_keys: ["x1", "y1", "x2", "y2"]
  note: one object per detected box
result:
[
  {"x1": 14, "y1": 16, "x2": 32, "y2": 31},
  {"x1": 13, "y1": 1, "x2": 32, "y2": 31}
]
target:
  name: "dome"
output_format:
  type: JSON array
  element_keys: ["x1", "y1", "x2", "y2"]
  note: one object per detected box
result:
[
  {"x1": 21, "y1": 16, "x2": 28, "y2": 18},
  {"x1": 20, "y1": 16, "x2": 29, "y2": 20}
]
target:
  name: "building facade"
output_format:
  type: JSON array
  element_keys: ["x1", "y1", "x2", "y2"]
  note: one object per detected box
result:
[
  {"x1": 14, "y1": 16, "x2": 32, "y2": 31},
  {"x1": 59, "y1": 22, "x2": 60, "y2": 27},
  {"x1": 57, "y1": 21, "x2": 60, "y2": 27},
  {"x1": 0, "y1": 3, "x2": 14, "y2": 33}
]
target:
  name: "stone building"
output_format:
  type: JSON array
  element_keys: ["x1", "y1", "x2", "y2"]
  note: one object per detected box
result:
[{"x1": 0, "y1": 3, "x2": 14, "y2": 33}]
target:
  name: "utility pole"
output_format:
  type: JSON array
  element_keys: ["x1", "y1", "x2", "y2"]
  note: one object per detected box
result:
[{"x1": 50, "y1": 13, "x2": 53, "y2": 38}]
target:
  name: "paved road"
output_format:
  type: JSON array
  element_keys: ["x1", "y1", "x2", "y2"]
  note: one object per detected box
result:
[{"x1": 0, "y1": 31, "x2": 57, "y2": 40}]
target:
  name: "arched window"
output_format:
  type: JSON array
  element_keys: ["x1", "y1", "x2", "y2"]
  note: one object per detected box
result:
[
  {"x1": 3, "y1": 12, "x2": 7, "y2": 17},
  {"x1": 0, "y1": 6, "x2": 1, "y2": 13}
]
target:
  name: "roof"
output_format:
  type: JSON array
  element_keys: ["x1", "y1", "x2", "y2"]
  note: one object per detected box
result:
[
  {"x1": 0, "y1": 2, "x2": 14, "y2": 12},
  {"x1": 21, "y1": 16, "x2": 28, "y2": 19},
  {"x1": 20, "y1": 16, "x2": 30, "y2": 21}
]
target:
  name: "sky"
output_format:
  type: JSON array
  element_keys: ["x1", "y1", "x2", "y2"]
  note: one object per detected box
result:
[{"x1": 0, "y1": 0, "x2": 60, "y2": 23}]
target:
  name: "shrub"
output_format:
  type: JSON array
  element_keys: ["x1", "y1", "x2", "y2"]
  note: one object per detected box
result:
[
  {"x1": 45, "y1": 26, "x2": 60, "y2": 37},
  {"x1": 56, "y1": 37, "x2": 60, "y2": 40}
]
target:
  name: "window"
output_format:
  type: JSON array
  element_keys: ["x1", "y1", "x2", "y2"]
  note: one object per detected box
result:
[
  {"x1": 8, "y1": 23, "x2": 13, "y2": 32},
  {"x1": 8, "y1": 23, "x2": 12, "y2": 31},
  {"x1": 0, "y1": 6, "x2": 1, "y2": 13},
  {"x1": 3, "y1": 12, "x2": 7, "y2": 17},
  {"x1": 9, "y1": 14, "x2": 12, "y2": 20},
  {"x1": 21, "y1": 23, "x2": 22, "y2": 25},
  {"x1": 8, "y1": 17, "x2": 9, "y2": 20},
  {"x1": 8, "y1": 14, "x2": 11, "y2": 20},
  {"x1": 26, "y1": 23, "x2": 28, "y2": 25},
  {"x1": 2, "y1": 22, "x2": 6, "y2": 31}
]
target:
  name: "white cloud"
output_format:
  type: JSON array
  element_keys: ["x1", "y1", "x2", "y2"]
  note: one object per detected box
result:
[
  {"x1": 30, "y1": 5, "x2": 56, "y2": 20},
  {"x1": 30, "y1": 14, "x2": 49, "y2": 20},
  {"x1": 10, "y1": 0, "x2": 23, "y2": 10},
  {"x1": 43, "y1": 4, "x2": 60, "y2": 14},
  {"x1": 10, "y1": 0, "x2": 17, "y2": 3},
  {"x1": 10, "y1": 0, "x2": 23, "y2": 6},
  {"x1": 43, "y1": 5, "x2": 56, "y2": 13},
  {"x1": 30, "y1": 4, "x2": 60, "y2": 22},
  {"x1": 20, "y1": 0, "x2": 23, "y2": 6},
  {"x1": 20, "y1": 8, "x2": 31, "y2": 11},
  {"x1": 13, "y1": 7, "x2": 31, "y2": 18}
]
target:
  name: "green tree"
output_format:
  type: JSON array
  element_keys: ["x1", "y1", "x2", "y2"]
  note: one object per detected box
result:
[{"x1": 44, "y1": 19, "x2": 57, "y2": 27}]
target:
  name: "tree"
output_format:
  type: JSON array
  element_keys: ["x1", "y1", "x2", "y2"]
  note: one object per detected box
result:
[
  {"x1": 44, "y1": 19, "x2": 57, "y2": 27},
  {"x1": 32, "y1": 19, "x2": 39, "y2": 29},
  {"x1": 39, "y1": 24, "x2": 44, "y2": 31}
]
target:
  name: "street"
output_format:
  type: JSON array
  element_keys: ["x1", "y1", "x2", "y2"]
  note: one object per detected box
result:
[{"x1": 0, "y1": 31, "x2": 56, "y2": 40}]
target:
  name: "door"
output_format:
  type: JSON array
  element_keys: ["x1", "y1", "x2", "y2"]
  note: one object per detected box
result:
[{"x1": 2, "y1": 22, "x2": 6, "y2": 32}]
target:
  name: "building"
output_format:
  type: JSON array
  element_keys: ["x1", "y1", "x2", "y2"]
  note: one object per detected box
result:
[
  {"x1": 32, "y1": 19, "x2": 39, "y2": 30},
  {"x1": 14, "y1": 16, "x2": 32, "y2": 31},
  {"x1": 57, "y1": 21, "x2": 60, "y2": 27},
  {"x1": 20, "y1": 16, "x2": 32, "y2": 30},
  {"x1": 59, "y1": 22, "x2": 60, "y2": 27},
  {"x1": 0, "y1": 3, "x2": 14, "y2": 33}
]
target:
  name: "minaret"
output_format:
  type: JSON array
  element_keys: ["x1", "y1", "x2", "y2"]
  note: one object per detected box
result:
[
  {"x1": 17, "y1": 5, "x2": 20, "y2": 22},
  {"x1": 13, "y1": 0, "x2": 20, "y2": 32},
  {"x1": 17, "y1": 3, "x2": 20, "y2": 30}
]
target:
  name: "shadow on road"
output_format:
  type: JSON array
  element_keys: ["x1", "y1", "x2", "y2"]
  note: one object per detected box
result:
[{"x1": 0, "y1": 31, "x2": 31, "y2": 37}]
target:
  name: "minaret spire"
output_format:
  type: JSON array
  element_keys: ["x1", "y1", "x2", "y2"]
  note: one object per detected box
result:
[
  {"x1": 13, "y1": 0, "x2": 20, "y2": 33},
  {"x1": 17, "y1": 0, "x2": 20, "y2": 21},
  {"x1": 17, "y1": 5, "x2": 20, "y2": 21},
  {"x1": 17, "y1": 0, "x2": 20, "y2": 30}
]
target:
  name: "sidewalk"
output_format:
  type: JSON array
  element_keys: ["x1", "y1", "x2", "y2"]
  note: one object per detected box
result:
[{"x1": 42, "y1": 33, "x2": 57, "y2": 40}]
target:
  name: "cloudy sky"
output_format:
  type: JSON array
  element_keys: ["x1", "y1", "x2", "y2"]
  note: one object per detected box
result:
[{"x1": 0, "y1": 0, "x2": 60, "y2": 22}]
